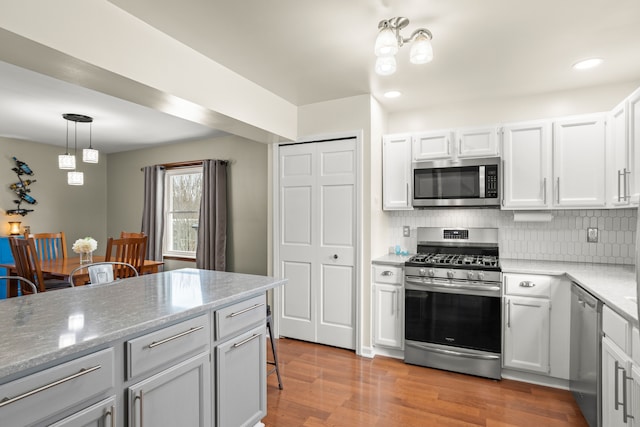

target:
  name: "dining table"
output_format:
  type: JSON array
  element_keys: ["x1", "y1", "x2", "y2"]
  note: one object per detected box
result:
[{"x1": 0, "y1": 255, "x2": 164, "y2": 297}]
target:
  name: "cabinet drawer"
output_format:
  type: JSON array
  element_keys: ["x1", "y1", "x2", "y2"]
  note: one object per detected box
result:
[
  {"x1": 0, "y1": 348, "x2": 114, "y2": 427},
  {"x1": 127, "y1": 314, "x2": 209, "y2": 379},
  {"x1": 603, "y1": 305, "x2": 629, "y2": 353},
  {"x1": 504, "y1": 274, "x2": 551, "y2": 298},
  {"x1": 216, "y1": 294, "x2": 266, "y2": 341},
  {"x1": 372, "y1": 265, "x2": 402, "y2": 285}
]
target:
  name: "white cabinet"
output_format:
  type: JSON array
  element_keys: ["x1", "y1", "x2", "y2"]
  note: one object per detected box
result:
[
  {"x1": 49, "y1": 396, "x2": 117, "y2": 427},
  {"x1": 0, "y1": 348, "x2": 115, "y2": 427},
  {"x1": 127, "y1": 315, "x2": 212, "y2": 427},
  {"x1": 372, "y1": 265, "x2": 403, "y2": 350},
  {"x1": 501, "y1": 120, "x2": 552, "y2": 208},
  {"x1": 628, "y1": 88, "x2": 640, "y2": 204},
  {"x1": 610, "y1": 99, "x2": 631, "y2": 206},
  {"x1": 216, "y1": 325, "x2": 266, "y2": 427},
  {"x1": 411, "y1": 127, "x2": 498, "y2": 162},
  {"x1": 553, "y1": 114, "x2": 607, "y2": 207},
  {"x1": 456, "y1": 126, "x2": 499, "y2": 158},
  {"x1": 129, "y1": 353, "x2": 211, "y2": 427},
  {"x1": 382, "y1": 134, "x2": 413, "y2": 210},
  {"x1": 214, "y1": 295, "x2": 267, "y2": 427}
]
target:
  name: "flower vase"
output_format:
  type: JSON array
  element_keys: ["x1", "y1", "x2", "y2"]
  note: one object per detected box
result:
[{"x1": 80, "y1": 251, "x2": 93, "y2": 265}]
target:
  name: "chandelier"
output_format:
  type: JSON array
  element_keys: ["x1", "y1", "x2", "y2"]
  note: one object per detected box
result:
[
  {"x1": 374, "y1": 17, "x2": 433, "y2": 76},
  {"x1": 58, "y1": 113, "x2": 98, "y2": 186}
]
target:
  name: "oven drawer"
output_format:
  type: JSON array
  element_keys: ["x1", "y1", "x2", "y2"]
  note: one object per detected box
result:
[
  {"x1": 504, "y1": 273, "x2": 551, "y2": 298},
  {"x1": 373, "y1": 266, "x2": 402, "y2": 285}
]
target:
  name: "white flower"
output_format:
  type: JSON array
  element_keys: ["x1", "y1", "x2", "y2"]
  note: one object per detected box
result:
[{"x1": 72, "y1": 237, "x2": 98, "y2": 254}]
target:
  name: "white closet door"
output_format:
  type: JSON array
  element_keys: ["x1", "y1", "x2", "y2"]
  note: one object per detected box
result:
[{"x1": 277, "y1": 138, "x2": 357, "y2": 350}]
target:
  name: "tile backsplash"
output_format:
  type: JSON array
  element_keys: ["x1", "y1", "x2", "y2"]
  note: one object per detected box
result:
[{"x1": 389, "y1": 208, "x2": 637, "y2": 265}]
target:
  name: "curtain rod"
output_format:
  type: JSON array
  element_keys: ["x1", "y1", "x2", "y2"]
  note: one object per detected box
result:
[{"x1": 140, "y1": 159, "x2": 229, "y2": 171}]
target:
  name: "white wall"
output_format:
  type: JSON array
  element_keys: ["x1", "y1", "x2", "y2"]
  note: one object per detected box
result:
[
  {"x1": 107, "y1": 134, "x2": 268, "y2": 275},
  {"x1": 0, "y1": 136, "x2": 108, "y2": 248}
]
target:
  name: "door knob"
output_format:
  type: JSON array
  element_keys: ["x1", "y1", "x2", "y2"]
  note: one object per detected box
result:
[{"x1": 333, "y1": 254, "x2": 338, "y2": 259}]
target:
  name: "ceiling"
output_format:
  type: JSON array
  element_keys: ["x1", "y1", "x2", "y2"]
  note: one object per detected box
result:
[{"x1": 2, "y1": 0, "x2": 640, "y2": 153}]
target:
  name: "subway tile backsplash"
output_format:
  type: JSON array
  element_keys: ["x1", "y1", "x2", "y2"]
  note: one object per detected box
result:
[{"x1": 389, "y1": 208, "x2": 637, "y2": 265}]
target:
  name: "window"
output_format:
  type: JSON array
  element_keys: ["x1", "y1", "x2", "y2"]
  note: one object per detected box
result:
[{"x1": 163, "y1": 166, "x2": 202, "y2": 258}]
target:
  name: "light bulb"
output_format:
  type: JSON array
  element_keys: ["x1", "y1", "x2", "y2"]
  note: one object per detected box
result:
[
  {"x1": 375, "y1": 56, "x2": 397, "y2": 76},
  {"x1": 410, "y1": 32, "x2": 433, "y2": 64},
  {"x1": 374, "y1": 27, "x2": 398, "y2": 57}
]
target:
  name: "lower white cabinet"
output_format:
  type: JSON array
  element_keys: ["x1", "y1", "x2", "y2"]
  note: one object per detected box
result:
[
  {"x1": 50, "y1": 396, "x2": 117, "y2": 427},
  {"x1": 602, "y1": 336, "x2": 634, "y2": 426},
  {"x1": 372, "y1": 265, "x2": 404, "y2": 351},
  {"x1": 504, "y1": 295, "x2": 550, "y2": 373},
  {"x1": 216, "y1": 324, "x2": 266, "y2": 427}
]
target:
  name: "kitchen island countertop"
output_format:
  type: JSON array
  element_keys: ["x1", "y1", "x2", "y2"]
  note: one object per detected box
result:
[{"x1": 0, "y1": 268, "x2": 286, "y2": 381}]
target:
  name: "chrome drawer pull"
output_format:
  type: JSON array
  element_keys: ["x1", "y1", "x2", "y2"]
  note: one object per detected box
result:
[
  {"x1": 105, "y1": 405, "x2": 116, "y2": 427},
  {"x1": 381, "y1": 270, "x2": 394, "y2": 276},
  {"x1": 228, "y1": 302, "x2": 265, "y2": 318},
  {"x1": 0, "y1": 365, "x2": 101, "y2": 408},
  {"x1": 148, "y1": 325, "x2": 204, "y2": 348},
  {"x1": 233, "y1": 333, "x2": 260, "y2": 348},
  {"x1": 519, "y1": 281, "x2": 535, "y2": 287}
]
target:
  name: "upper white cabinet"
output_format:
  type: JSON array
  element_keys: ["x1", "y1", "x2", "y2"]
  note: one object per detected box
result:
[
  {"x1": 553, "y1": 114, "x2": 607, "y2": 207},
  {"x1": 629, "y1": 87, "x2": 640, "y2": 205},
  {"x1": 456, "y1": 126, "x2": 499, "y2": 158},
  {"x1": 382, "y1": 134, "x2": 413, "y2": 210},
  {"x1": 502, "y1": 120, "x2": 552, "y2": 209},
  {"x1": 411, "y1": 127, "x2": 498, "y2": 162},
  {"x1": 610, "y1": 99, "x2": 631, "y2": 206},
  {"x1": 412, "y1": 130, "x2": 454, "y2": 161}
]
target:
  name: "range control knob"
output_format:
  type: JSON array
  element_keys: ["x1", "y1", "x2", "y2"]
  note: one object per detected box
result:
[
  {"x1": 467, "y1": 271, "x2": 475, "y2": 280},
  {"x1": 478, "y1": 272, "x2": 485, "y2": 281},
  {"x1": 446, "y1": 270, "x2": 454, "y2": 279},
  {"x1": 428, "y1": 268, "x2": 435, "y2": 277},
  {"x1": 418, "y1": 268, "x2": 427, "y2": 276}
]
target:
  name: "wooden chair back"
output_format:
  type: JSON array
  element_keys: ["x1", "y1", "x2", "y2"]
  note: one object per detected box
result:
[
  {"x1": 9, "y1": 237, "x2": 47, "y2": 292},
  {"x1": 120, "y1": 231, "x2": 146, "y2": 238},
  {"x1": 25, "y1": 231, "x2": 67, "y2": 262},
  {"x1": 105, "y1": 236, "x2": 147, "y2": 273}
]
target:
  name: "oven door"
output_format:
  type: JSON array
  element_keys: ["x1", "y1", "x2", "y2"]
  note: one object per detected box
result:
[{"x1": 404, "y1": 283, "x2": 501, "y2": 353}]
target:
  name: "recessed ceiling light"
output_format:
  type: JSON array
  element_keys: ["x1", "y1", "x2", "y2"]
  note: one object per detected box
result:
[
  {"x1": 572, "y1": 58, "x2": 603, "y2": 70},
  {"x1": 384, "y1": 91, "x2": 402, "y2": 98}
]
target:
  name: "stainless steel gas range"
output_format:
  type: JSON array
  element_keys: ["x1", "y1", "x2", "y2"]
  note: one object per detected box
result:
[{"x1": 404, "y1": 227, "x2": 502, "y2": 380}]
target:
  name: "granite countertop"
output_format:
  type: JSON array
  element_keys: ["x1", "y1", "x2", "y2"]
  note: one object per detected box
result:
[
  {"x1": 0, "y1": 268, "x2": 287, "y2": 380},
  {"x1": 372, "y1": 254, "x2": 638, "y2": 325}
]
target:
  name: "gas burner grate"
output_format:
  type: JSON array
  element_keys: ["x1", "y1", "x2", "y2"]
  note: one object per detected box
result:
[{"x1": 407, "y1": 253, "x2": 500, "y2": 268}]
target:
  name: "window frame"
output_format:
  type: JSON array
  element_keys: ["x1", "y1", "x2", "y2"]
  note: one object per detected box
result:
[{"x1": 162, "y1": 165, "x2": 203, "y2": 259}]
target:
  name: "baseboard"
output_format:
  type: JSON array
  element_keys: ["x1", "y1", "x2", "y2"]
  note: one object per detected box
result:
[
  {"x1": 501, "y1": 368, "x2": 570, "y2": 390},
  {"x1": 372, "y1": 346, "x2": 404, "y2": 360}
]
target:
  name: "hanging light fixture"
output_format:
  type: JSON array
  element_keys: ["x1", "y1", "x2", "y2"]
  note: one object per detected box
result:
[
  {"x1": 67, "y1": 171, "x2": 84, "y2": 185},
  {"x1": 58, "y1": 118, "x2": 75, "y2": 170},
  {"x1": 60, "y1": 114, "x2": 92, "y2": 186},
  {"x1": 82, "y1": 121, "x2": 99, "y2": 163},
  {"x1": 374, "y1": 17, "x2": 433, "y2": 76}
]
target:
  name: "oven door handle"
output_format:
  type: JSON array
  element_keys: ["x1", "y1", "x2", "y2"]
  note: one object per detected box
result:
[
  {"x1": 405, "y1": 278, "x2": 501, "y2": 295},
  {"x1": 410, "y1": 343, "x2": 501, "y2": 361}
]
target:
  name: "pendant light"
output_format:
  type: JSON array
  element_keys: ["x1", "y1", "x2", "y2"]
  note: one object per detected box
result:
[
  {"x1": 58, "y1": 119, "x2": 76, "y2": 170},
  {"x1": 67, "y1": 117, "x2": 84, "y2": 185},
  {"x1": 82, "y1": 121, "x2": 99, "y2": 163}
]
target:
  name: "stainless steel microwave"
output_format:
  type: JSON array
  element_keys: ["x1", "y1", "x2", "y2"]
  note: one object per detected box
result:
[{"x1": 412, "y1": 157, "x2": 501, "y2": 207}]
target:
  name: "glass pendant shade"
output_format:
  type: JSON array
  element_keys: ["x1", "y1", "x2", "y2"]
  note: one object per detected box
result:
[
  {"x1": 410, "y1": 33, "x2": 433, "y2": 64},
  {"x1": 58, "y1": 154, "x2": 76, "y2": 170},
  {"x1": 67, "y1": 171, "x2": 84, "y2": 186},
  {"x1": 374, "y1": 27, "x2": 398, "y2": 57},
  {"x1": 83, "y1": 148, "x2": 99, "y2": 163},
  {"x1": 375, "y1": 55, "x2": 397, "y2": 76}
]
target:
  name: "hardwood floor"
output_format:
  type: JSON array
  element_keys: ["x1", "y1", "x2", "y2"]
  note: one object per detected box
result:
[{"x1": 263, "y1": 338, "x2": 589, "y2": 427}]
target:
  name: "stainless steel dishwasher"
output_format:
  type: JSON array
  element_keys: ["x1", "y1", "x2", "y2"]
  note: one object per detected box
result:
[{"x1": 570, "y1": 282, "x2": 602, "y2": 427}]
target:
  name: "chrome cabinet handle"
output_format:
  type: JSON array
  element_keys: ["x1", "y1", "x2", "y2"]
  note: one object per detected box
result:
[
  {"x1": 519, "y1": 281, "x2": 535, "y2": 288},
  {"x1": 106, "y1": 405, "x2": 116, "y2": 427},
  {"x1": 135, "y1": 390, "x2": 144, "y2": 427},
  {"x1": 624, "y1": 168, "x2": 630, "y2": 201},
  {"x1": 0, "y1": 365, "x2": 101, "y2": 408},
  {"x1": 623, "y1": 369, "x2": 634, "y2": 422},
  {"x1": 148, "y1": 325, "x2": 204, "y2": 348},
  {"x1": 228, "y1": 302, "x2": 265, "y2": 318},
  {"x1": 543, "y1": 178, "x2": 547, "y2": 204},
  {"x1": 556, "y1": 177, "x2": 560, "y2": 204},
  {"x1": 381, "y1": 270, "x2": 393, "y2": 276},
  {"x1": 615, "y1": 361, "x2": 623, "y2": 411},
  {"x1": 233, "y1": 333, "x2": 260, "y2": 348},
  {"x1": 507, "y1": 299, "x2": 511, "y2": 328}
]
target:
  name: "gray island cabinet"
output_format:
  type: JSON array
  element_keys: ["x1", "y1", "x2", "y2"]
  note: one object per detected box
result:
[{"x1": 0, "y1": 268, "x2": 286, "y2": 427}]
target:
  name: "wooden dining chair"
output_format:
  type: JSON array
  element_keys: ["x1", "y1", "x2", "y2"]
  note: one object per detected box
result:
[
  {"x1": 120, "y1": 231, "x2": 146, "y2": 238},
  {"x1": 105, "y1": 236, "x2": 147, "y2": 274},
  {"x1": 25, "y1": 231, "x2": 67, "y2": 262},
  {"x1": 8, "y1": 237, "x2": 72, "y2": 293}
]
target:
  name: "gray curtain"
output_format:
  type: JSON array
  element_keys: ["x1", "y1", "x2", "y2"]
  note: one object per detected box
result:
[
  {"x1": 141, "y1": 165, "x2": 165, "y2": 261},
  {"x1": 196, "y1": 160, "x2": 227, "y2": 270}
]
